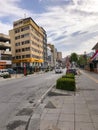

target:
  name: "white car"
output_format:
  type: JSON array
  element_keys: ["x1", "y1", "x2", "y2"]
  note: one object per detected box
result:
[
  {"x1": 55, "y1": 67, "x2": 63, "y2": 73},
  {"x1": 0, "y1": 70, "x2": 4, "y2": 77},
  {"x1": 0, "y1": 70, "x2": 9, "y2": 77}
]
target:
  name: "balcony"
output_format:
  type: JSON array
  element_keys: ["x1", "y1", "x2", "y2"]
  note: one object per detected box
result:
[
  {"x1": 0, "y1": 33, "x2": 10, "y2": 42},
  {"x1": 0, "y1": 42, "x2": 11, "y2": 49}
]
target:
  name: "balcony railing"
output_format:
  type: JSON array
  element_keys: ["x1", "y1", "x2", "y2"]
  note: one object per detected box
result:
[{"x1": 0, "y1": 42, "x2": 11, "y2": 48}]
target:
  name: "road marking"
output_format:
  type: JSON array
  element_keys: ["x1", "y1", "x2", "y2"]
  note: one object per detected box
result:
[{"x1": 80, "y1": 70, "x2": 98, "y2": 84}]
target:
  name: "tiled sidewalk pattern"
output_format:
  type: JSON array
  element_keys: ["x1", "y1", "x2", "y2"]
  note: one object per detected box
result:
[{"x1": 40, "y1": 71, "x2": 98, "y2": 130}]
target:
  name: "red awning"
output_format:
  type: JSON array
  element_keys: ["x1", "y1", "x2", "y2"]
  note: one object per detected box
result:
[{"x1": 91, "y1": 50, "x2": 98, "y2": 61}]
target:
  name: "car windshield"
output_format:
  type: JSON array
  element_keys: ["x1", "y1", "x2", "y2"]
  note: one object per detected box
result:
[{"x1": 56, "y1": 67, "x2": 60, "y2": 69}]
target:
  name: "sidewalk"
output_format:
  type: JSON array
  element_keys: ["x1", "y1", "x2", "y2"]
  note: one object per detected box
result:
[
  {"x1": 0, "y1": 74, "x2": 24, "y2": 81},
  {"x1": 0, "y1": 71, "x2": 45, "y2": 82},
  {"x1": 30, "y1": 70, "x2": 98, "y2": 130}
]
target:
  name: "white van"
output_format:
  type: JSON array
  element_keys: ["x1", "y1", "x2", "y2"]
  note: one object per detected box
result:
[{"x1": 55, "y1": 67, "x2": 62, "y2": 73}]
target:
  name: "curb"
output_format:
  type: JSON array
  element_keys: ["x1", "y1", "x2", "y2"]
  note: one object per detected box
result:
[{"x1": 25, "y1": 83, "x2": 55, "y2": 130}]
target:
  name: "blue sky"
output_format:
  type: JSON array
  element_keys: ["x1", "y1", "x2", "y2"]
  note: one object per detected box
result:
[{"x1": 0, "y1": 0, "x2": 98, "y2": 57}]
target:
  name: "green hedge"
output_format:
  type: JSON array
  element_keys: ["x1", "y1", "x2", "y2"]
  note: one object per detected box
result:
[
  {"x1": 62, "y1": 73, "x2": 75, "y2": 79},
  {"x1": 56, "y1": 77, "x2": 76, "y2": 91}
]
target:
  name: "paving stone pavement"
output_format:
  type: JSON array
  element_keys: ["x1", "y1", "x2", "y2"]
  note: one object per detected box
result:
[{"x1": 38, "y1": 70, "x2": 98, "y2": 130}]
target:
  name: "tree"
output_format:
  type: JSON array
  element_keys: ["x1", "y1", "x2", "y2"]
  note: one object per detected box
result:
[
  {"x1": 70, "y1": 53, "x2": 78, "y2": 63},
  {"x1": 78, "y1": 55, "x2": 87, "y2": 68}
]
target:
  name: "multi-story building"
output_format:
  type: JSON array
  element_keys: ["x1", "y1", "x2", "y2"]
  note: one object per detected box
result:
[
  {"x1": 0, "y1": 33, "x2": 12, "y2": 69},
  {"x1": 9, "y1": 17, "x2": 47, "y2": 69},
  {"x1": 40, "y1": 27, "x2": 47, "y2": 69},
  {"x1": 47, "y1": 46, "x2": 54, "y2": 67},
  {"x1": 57, "y1": 52, "x2": 62, "y2": 61},
  {"x1": 56, "y1": 52, "x2": 62, "y2": 66},
  {"x1": 90, "y1": 42, "x2": 98, "y2": 73},
  {"x1": 47, "y1": 44, "x2": 57, "y2": 67}
]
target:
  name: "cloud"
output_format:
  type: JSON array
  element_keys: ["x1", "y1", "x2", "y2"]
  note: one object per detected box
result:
[
  {"x1": 0, "y1": 0, "x2": 98, "y2": 57},
  {"x1": 34, "y1": 0, "x2": 98, "y2": 57},
  {"x1": 0, "y1": 0, "x2": 32, "y2": 19},
  {"x1": 0, "y1": 21, "x2": 12, "y2": 34},
  {"x1": 0, "y1": 0, "x2": 32, "y2": 34}
]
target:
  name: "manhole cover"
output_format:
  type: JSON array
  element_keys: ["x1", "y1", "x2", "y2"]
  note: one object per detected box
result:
[
  {"x1": 6, "y1": 120, "x2": 26, "y2": 130},
  {"x1": 16, "y1": 108, "x2": 33, "y2": 116}
]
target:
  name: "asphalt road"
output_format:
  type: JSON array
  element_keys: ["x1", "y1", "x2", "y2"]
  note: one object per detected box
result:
[{"x1": 0, "y1": 70, "x2": 65, "y2": 130}]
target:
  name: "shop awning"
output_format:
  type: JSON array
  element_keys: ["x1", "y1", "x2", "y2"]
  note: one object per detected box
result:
[{"x1": 91, "y1": 50, "x2": 98, "y2": 61}]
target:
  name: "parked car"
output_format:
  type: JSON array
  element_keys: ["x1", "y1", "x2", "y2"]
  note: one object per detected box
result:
[
  {"x1": 55, "y1": 67, "x2": 63, "y2": 73},
  {"x1": 0, "y1": 70, "x2": 9, "y2": 77},
  {"x1": 7, "y1": 68, "x2": 16, "y2": 74},
  {"x1": 0, "y1": 70, "x2": 3, "y2": 77}
]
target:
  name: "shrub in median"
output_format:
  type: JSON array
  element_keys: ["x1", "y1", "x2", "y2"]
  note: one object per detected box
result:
[
  {"x1": 62, "y1": 73, "x2": 75, "y2": 79},
  {"x1": 56, "y1": 77, "x2": 76, "y2": 91}
]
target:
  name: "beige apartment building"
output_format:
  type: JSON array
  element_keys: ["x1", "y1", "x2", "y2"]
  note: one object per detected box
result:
[
  {"x1": 47, "y1": 44, "x2": 57, "y2": 67},
  {"x1": 0, "y1": 33, "x2": 12, "y2": 69},
  {"x1": 9, "y1": 17, "x2": 47, "y2": 68},
  {"x1": 57, "y1": 52, "x2": 62, "y2": 61}
]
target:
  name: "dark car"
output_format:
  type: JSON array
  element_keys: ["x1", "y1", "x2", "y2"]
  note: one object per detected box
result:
[
  {"x1": 7, "y1": 68, "x2": 16, "y2": 74},
  {"x1": 66, "y1": 68, "x2": 77, "y2": 75}
]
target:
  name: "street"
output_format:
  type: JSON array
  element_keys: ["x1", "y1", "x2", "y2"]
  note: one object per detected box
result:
[{"x1": 0, "y1": 70, "x2": 65, "y2": 130}]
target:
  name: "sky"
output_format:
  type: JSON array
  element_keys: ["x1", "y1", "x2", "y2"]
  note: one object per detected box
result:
[{"x1": 0, "y1": 0, "x2": 98, "y2": 57}]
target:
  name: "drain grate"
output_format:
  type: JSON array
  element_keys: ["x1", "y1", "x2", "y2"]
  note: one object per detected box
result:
[
  {"x1": 6, "y1": 120, "x2": 26, "y2": 130},
  {"x1": 16, "y1": 108, "x2": 33, "y2": 116}
]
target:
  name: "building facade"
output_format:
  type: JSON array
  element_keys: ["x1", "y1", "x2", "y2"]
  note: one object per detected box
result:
[
  {"x1": 0, "y1": 33, "x2": 12, "y2": 69},
  {"x1": 90, "y1": 42, "x2": 98, "y2": 73},
  {"x1": 47, "y1": 46, "x2": 54, "y2": 67},
  {"x1": 40, "y1": 27, "x2": 47, "y2": 69},
  {"x1": 47, "y1": 44, "x2": 57, "y2": 67},
  {"x1": 57, "y1": 52, "x2": 62, "y2": 61},
  {"x1": 56, "y1": 52, "x2": 62, "y2": 66},
  {"x1": 9, "y1": 17, "x2": 47, "y2": 69}
]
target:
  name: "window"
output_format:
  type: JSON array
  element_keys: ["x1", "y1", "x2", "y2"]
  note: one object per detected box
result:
[
  {"x1": 16, "y1": 49, "x2": 21, "y2": 53},
  {"x1": 21, "y1": 33, "x2": 29, "y2": 38},
  {"x1": 15, "y1": 36, "x2": 20, "y2": 40},
  {"x1": 21, "y1": 26, "x2": 29, "y2": 31},
  {"x1": 32, "y1": 54, "x2": 41, "y2": 59},
  {"x1": 16, "y1": 56, "x2": 21, "y2": 59},
  {"x1": 21, "y1": 40, "x2": 30, "y2": 45},
  {"x1": 22, "y1": 48, "x2": 25, "y2": 52},
  {"x1": 22, "y1": 55, "x2": 25, "y2": 58},
  {"x1": 22, "y1": 47, "x2": 30, "y2": 52},
  {"x1": 26, "y1": 47, "x2": 30, "y2": 51},
  {"x1": 26, "y1": 54, "x2": 30, "y2": 58},
  {"x1": 22, "y1": 55, "x2": 30, "y2": 58},
  {"x1": 15, "y1": 42, "x2": 20, "y2": 46},
  {"x1": 15, "y1": 29, "x2": 20, "y2": 33}
]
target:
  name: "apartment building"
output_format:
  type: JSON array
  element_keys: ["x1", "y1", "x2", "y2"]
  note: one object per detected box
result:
[
  {"x1": 0, "y1": 33, "x2": 12, "y2": 69},
  {"x1": 57, "y1": 52, "x2": 62, "y2": 61},
  {"x1": 9, "y1": 17, "x2": 47, "y2": 68},
  {"x1": 47, "y1": 44, "x2": 57, "y2": 67},
  {"x1": 56, "y1": 51, "x2": 62, "y2": 66},
  {"x1": 47, "y1": 46, "x2": 54, "y2": 67},
  {"x1": 40, "y1": 27, "x2": 47, "y2": 68}
]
